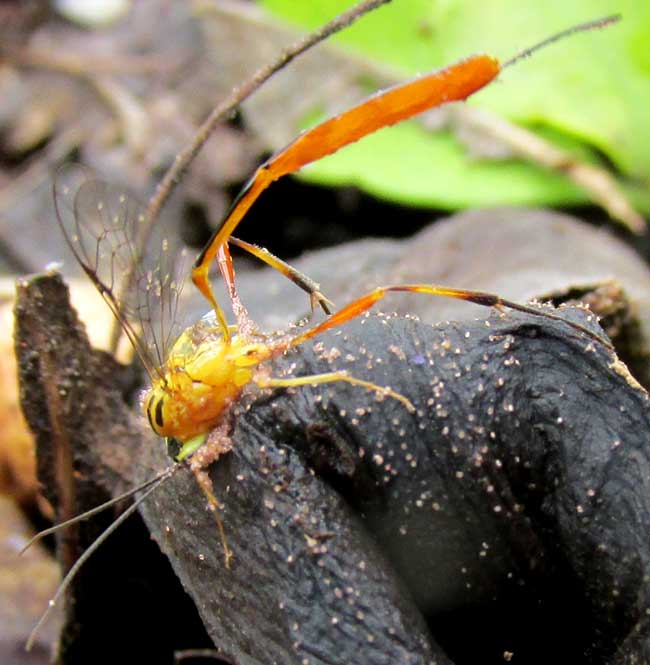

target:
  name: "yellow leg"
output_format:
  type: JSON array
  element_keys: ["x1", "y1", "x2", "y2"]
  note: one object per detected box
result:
[
  {"x1": 255, "y1": 371, "x2": 415, "y2": 412},
  {"x1": 229, "y1": 237, "x2": 334, "y2": 315}
]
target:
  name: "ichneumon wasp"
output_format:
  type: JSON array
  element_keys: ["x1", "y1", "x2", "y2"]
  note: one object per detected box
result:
[{"x1": 23, "y1": 13, "x2": 619, "y2": 650}]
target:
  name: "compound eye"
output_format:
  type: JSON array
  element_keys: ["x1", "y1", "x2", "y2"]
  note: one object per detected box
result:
[
  {"x1": 146, "y1": 394, "x2": 165, "y2": 433},
  {"x1": 155, "y1": 397, "x2": 165, "y2": 429}
]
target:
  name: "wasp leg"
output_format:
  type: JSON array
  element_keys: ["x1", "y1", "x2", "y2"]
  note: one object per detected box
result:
[
  {"x1": 229, "y1": 236, "x2": 333, "y2": 315},
  {"x1": 255, "y1": 371, "x2": 414, "y2": 412},
  {"x1": 191, "y1": 466, "x2": 233, "y2": 569},
  {"x1": 192, "y1": 56, "x2": 500, "y2": 326},
  {"x1": 284, "y1": 284, "x2": 614, "y2": 352}
]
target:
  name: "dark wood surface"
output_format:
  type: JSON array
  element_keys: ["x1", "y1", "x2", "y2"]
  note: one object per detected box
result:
[{"x1": 16, "y1": 272, "x2": 650, "y2": 664}]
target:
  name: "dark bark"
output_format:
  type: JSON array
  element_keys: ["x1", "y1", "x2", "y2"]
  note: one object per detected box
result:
[
  {"x1": 14, "y1": 273, "x2": 214, "y2": 663},
  {"x1": 16, "y1": 272, "x2": 650, "y2": 664}
]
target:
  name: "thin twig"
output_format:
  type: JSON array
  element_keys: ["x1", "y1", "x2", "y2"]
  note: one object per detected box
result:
[
  {"x1": 92, "y1": 76, "x2": 150, "y2": 157},
  {"x1": 174, "y1": 648, "x2": 236, "y2": 664},
  {"x1": 5, "y1": 46, "x2": 174, "y2": 75},
  {"x1": 457, "y1": 106, "x2": 645, "y2": 234}
]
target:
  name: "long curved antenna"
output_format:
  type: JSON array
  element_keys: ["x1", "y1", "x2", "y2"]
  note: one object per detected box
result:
[
  {"x1": 502, "y1": 14, "x2": 620, "y2": 69},
  {"x1": 20, "y1": 464, "x2": 178, "y2": 554},
  {"x1": 25, "y1": 467, "x2": 175, "y2": 651}
]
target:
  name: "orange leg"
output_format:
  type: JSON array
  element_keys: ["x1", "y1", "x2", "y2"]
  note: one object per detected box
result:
[
  {"x1": 191, "y1": 16, "x2": 618, "y2": 342},
  {"x1": 216, "y1": 243, "x2": 247, "y2": 338},
  {"x1": 191, "y1": 54, "x2": 501, "y2": 327},
  {"x1": 256, "y1": 282, "x2": 612, "y2": 418},
  {"x1": 214, "y1": 238, "x2": 334, "y2": 336},
  {"x1": 282, "y1": 284, "x2": 614, "y2": 352}
]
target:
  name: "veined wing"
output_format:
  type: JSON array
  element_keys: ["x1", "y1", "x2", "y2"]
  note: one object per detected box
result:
[{"x1": 53, "y1": 164, "x2": 188, "y2": 379}]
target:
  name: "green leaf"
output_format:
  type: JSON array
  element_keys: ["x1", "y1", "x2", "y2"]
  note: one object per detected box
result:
[{"x1": 258, "y1": 0, "x2": 650, "y2": 213}]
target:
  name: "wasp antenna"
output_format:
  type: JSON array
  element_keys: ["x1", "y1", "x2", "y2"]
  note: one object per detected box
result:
[
  {"x1": 25, "y1": 471, "x2": 171, "y2": 651},
  {"x1": 502, "y1": 14, "x2": 621, "y2": 69},
  {"x1": 20, "y1": 464, "x2": 178, "y2": 555}
]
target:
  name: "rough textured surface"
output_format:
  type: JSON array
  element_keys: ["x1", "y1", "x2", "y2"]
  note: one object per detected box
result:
[
  {"x1": 16, "y1": 271, "x2": 650, "y2": 665},
  {"x1": 137, "y1": 307, "x2": 650, "y2": 665},
  {"x1": 14, "y1": 273, "x2": 214, "y2": 663}
]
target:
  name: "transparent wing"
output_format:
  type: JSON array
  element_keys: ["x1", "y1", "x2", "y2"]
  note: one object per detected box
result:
[{"x1": 53, "y1": 164, "x2": 188, "y2": 378}]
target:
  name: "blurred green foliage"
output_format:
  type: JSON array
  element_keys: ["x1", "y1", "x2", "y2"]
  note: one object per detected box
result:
[{"x1": 259, "y1": 0, "x2": 650, "y2": 213}]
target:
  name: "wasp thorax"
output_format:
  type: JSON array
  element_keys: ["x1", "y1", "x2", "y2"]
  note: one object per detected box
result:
[{"x1": 143, "y1": 330, "x2": 272, "y2": 442}]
